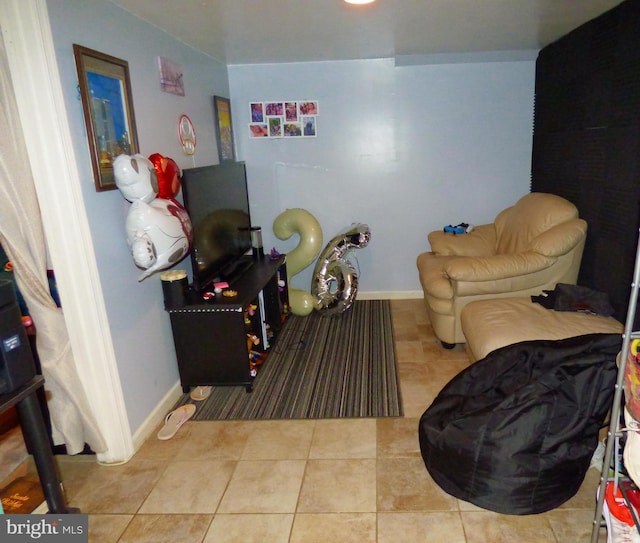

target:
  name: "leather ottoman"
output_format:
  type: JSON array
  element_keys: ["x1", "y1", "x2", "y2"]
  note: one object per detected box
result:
[{"x1": 461, "y1": 297, "x2": 623, "y2": 362}]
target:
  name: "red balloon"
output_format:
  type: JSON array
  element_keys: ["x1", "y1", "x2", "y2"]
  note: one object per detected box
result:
[{"x1": 149, "y1": 153, "x2": 182, "y2": 199}]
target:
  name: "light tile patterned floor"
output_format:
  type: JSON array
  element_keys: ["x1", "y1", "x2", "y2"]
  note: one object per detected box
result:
[{"x1": 4, "y1": 299, "x2": 608, "y2": 542}]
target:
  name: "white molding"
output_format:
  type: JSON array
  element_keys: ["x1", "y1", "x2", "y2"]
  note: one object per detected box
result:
[
  {"x1": 132, "y1": 381, "x2": 183, "y2": 452},
  {"x1": 395, "y1": 49, "x2": 539, "y2": 67},
  {"x1": 0, "y1": 0, "x2": 133, "y2": 463},
  {"x1": 357, "y1": 290, "x2": 423, "y2": 300}
]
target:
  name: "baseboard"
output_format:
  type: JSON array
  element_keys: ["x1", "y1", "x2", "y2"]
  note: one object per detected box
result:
[
  {"x1": 358, "y1": 290, "x2": 423, "y2": 300},
  {"x1": 132, "y1": 381, "x2": 183, "y2": 453}
]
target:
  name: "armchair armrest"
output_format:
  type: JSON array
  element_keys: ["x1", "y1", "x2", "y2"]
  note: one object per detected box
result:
[
  {"x1": 428, "y1": 224, "x2": 496, "y2": 257},
  {"x1": 529, "y1": 219, "x2": 587, "y2": 257},
  {"x1": 445, "y1": 251, "x2": 553, "y2": 282}
]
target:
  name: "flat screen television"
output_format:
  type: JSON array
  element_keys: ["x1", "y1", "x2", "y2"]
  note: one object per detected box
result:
[{"x1": 181, "y1": 161, "x2": 253, "y2": 292}]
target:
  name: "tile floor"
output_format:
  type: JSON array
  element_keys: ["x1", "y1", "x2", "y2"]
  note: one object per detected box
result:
[{"x1": 3, "y1": 299, "x2": 608, "y2": 542}]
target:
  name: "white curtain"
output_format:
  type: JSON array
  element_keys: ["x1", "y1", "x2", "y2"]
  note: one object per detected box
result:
[{"x1": 0, "y1": 32, "x2": 105, "y2": 455}]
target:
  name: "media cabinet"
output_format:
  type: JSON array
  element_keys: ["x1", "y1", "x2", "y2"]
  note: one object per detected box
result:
[{"x1": 166, "y1": 255, "x2": 288, "y2": 392}]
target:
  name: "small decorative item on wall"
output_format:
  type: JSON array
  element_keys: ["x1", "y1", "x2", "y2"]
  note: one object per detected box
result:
[
  {"x1": 73, "y1": 44, "x2": 139, "y2": 191},
  {"x1": 213, "y1": 95, "x2": 235, "y2": 161},
  {"x1": 158, "y1": 57, "x2": 185, "y2": 96},
  {"x1": 249, "y1": 100, "x2": 318, "y2": 139},
  {"x1": 178, "y1": 114, "x2": 196, "y2": 156}
]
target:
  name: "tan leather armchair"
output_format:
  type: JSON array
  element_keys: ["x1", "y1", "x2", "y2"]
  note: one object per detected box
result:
[{"x1": 416, "y1": 193, "x2": 587, "y2": 347}]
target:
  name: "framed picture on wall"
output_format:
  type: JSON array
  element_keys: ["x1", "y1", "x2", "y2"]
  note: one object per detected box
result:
[
  {"x1": 73, "y1": 44, "x2": 139, "y2": 191},
  {"x1": 213, "y1": 96, "x2": 235, "y2": 161}
]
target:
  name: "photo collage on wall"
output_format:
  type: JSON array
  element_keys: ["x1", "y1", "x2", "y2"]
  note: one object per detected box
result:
[{"x1": 249, "y1": 100, "x2": 318, "y2": 138}]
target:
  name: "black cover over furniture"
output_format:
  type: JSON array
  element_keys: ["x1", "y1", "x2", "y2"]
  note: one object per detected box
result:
[
  {"x1": 531, "y1": 0, "x2": 640, "y2": 326},
  {"x1": 419, "y1": 333, "x2": 620, "y2": 515}
]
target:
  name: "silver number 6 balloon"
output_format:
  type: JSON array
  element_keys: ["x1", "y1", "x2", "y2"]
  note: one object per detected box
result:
[{"x1": 311, "y1": 223, "x2": 371, "y2": 316}]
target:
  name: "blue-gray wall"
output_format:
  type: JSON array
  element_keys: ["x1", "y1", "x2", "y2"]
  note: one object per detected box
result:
[
  {"x1": 47, "y1": 0, "x2": 229, "y2": 433},
  {"x1": 230, "y1": 58, "x2": 535, "y2": 292}
]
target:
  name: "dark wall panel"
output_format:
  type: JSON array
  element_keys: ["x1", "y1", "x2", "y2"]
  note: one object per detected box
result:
[{"x1": 531, "y1": 0, "x2": 640, "y2": 323}]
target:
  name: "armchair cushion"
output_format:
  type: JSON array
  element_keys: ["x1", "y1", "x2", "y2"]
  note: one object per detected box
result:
[
  {"x1": 427, "y1": 224, "x2": 497, "y2": 257},
  {"x1": 494, "y1": 192, "x2": 581, "y2": 254}
]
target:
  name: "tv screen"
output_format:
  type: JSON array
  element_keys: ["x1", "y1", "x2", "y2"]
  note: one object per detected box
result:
[{"x1": 181, "y1": 162, "x2": 252, "y2": 291}]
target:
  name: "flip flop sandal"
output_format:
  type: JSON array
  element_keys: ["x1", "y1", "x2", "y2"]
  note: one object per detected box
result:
[
  {"x1": 190, "y1": 386, "x2": 212, "y2": 401},
  {"x1": 157, "y1": 404, "x2": 196, "y2": 440}
]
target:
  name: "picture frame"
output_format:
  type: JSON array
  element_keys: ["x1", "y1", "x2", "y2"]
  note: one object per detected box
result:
[
  {"x1": 157, "y1": 56, "x2": 185, "y2": 96},
  {"x1": 213, "y1": 95, "x2": 235, "y2": 161},
  {"x1": 73, "y1": 45, "x2": 139, "y2": 191}
]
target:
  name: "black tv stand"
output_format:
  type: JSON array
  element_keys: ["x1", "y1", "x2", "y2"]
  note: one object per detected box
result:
[{"x1": 165, "y1": 255, "x2": 288, "y2": 392}]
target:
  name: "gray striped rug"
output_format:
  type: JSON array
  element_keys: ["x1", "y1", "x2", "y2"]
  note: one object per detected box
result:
[{"x1": 175, "y1": 299, "x2": 402, "y2": 420}]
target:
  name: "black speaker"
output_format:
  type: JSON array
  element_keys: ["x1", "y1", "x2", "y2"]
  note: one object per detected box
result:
[{"x1": 0, "y1": 279, "x2": 36, "y2": 394}]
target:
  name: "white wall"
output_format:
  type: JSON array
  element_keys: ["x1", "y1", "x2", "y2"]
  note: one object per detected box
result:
[
  {"x1": 46, "y1": 0, "x2": 229, "y2": 434},
  {"x1": 229, "y1": 58, "x2": 535, "y2": 294}
]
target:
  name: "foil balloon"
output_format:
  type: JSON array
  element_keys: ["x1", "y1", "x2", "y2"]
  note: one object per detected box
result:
[
  {"x1": 273, "y1": 208, "x2": 323, "y2": 316},
  {"x1": 113, "y1": 154, "x2": 158, "y2": 203},
  {"x1": 149, "y1": 153, "x2": 182, "y2": 199},
  {"x1": 125, "y1": 198, "x2": 192, "y2": 281},
  {"x1": 114, "y1": 153, "x2": 193, "y2": 281},
  {"x1": 311, "y1": 223, "x2": 371, "y2": 316}
]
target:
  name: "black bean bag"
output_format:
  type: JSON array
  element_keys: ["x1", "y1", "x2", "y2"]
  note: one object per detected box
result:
[{"x1": 419, "y1": 333, "x2": 620, "y2": 514}]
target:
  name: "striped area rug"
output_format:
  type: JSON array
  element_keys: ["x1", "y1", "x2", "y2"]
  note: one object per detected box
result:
[{"x1": 175, "y1": 299, "x2": 403, "y2": 420}]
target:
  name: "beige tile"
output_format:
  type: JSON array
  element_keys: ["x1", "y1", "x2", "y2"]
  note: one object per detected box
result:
[
  {"x1": 204, "y1": 514, "x2": 293, "y2": 543},
  {"x1": 457, "y1": 498, "x2": 488, "y2": 512},
  {"x1": 396, "y1": 360, "x2": 440, "y2": 415},
  {"x1": 378, "y1": 511, "x2": 466, "y2": 543},
  {"x1": 309, "y1": 419, "x2": 376, "y2": 459},
  {"x1": 377, "y1": 456, "x2": 458, "y2": 512},
  {"x1": 174, "y1": 420, "x2": 253, "y2": 461},
  {"x1": 217, "y1": 460, "x2": 306, "y2": 513},
  {"x1": 461, "y1": 510, "x2": 557, "y2": 543},
  {"x1": 377, "y1": 417, "x2": 421, "y2": 458},
  {"x1": 86, "y1": 514, "x2": 132, "y2": 543},
  {"x1": 289, "y1": 513, "x2": 376, "y2": 543},
  {"x1": 545, "y1": 508, "x2": 603, "y2": 543},
  {"x1": 395, "y1": 340, "x2": 425, "y2": 363},
  {"x1": 297, "y1": 459, "x2": 376, "y2": 513},
  {"x1": 118, "y1": 514, "x2": 212, "y2": 543},
  {"x1": 134, "y1": 423, "x2": 194, "y2": 461},
  {"x1": 241, "y1": 420, "x2": 315, "y2": 460},
  {"x1": 63, "y1": 459, "x2": 166, "y2": 514},
  {"x1": 138, "y1": 460, "x2": 236, "y2": 514}
]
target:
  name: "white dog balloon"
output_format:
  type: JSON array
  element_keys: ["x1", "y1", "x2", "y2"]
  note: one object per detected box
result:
[{"x1": 114, "y1": 154, "x2": 192, "y2": 281}]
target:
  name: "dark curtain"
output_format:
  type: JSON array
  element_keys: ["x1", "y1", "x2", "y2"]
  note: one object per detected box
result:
[{"x1": 531, "y1": 0, "x2": 640, "y2": 324}]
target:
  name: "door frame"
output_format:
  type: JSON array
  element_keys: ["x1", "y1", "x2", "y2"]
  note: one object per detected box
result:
[{"x1": 0, "y1": 0, "x2": 133, "y2": 463}]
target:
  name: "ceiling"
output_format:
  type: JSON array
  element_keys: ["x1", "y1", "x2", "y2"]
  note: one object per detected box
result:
[{"x1": 109, "y1": 0, "x2": 623, "y2": 65}]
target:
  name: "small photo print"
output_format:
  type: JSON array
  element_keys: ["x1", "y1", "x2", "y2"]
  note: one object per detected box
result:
[
  {"x1": 250, "y1": 102, "x2": 264, "y2": 123},
  {"x1": 265, "y1": 102, "x2": 284, "y2": 116},
  {"x1": 285, "y1": 102, "x2": 298, "y2": 122},
  {"x1": 301, "y1": 116, "x2": 316, "y2": 137},
  {"x1": 269, "y1": 117, "x2": 283, "y2": 137},
  {"x1": 284, "y1": 123, "x2": 302, "y2": 137},
  {"x1": 299, "y1": 101, "x2": 318, "y2": 115},
  {"x1": 249, "y1": 123, "x2": 269, "y2": 137}
]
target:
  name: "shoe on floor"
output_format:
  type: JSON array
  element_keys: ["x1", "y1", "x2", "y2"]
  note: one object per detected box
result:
[
  {"x1": 190, "y1": 386, "x2": 212, "y2": 401},
  {"x1": 157, "y1": 404, "x2": 196, "y2": 440},
  {"x1": 601, "y1": 480, "x2": 640, "y2": 543}
]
